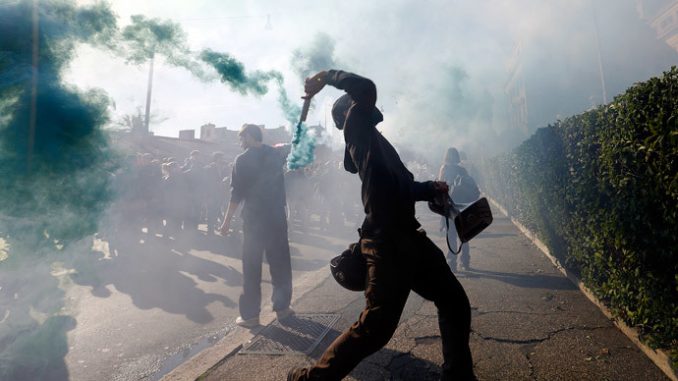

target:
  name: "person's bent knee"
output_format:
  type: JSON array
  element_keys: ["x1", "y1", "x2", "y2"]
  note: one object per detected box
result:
[
  {"x1": 436, "y1": 288, "x2": 471, "y2": 324},
  {"x1": 355, "y1": 309, "x2": 401, "y2": 348}
]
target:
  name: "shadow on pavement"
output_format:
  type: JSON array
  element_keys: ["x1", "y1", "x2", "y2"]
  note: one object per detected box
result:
[
  {"x1": 460, "y1": 268, "x2": 576, "y2": 290},
  {"x1": 0, "y1": 315, "x2": 76, "y2": 381},
  {"x1": 71, "y1": 225, "x2": 239, "y2": 324},
  {"x1": 0, "y1": 252, "x2": 74, "y2": 381},
  {"x1": 474, "y1": 232, "x2": 517, "y2": 239}
]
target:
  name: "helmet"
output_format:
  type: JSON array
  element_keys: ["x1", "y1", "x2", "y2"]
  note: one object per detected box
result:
[{"x1": 330, "y1": 243, "x2": 367, "y2": 292}]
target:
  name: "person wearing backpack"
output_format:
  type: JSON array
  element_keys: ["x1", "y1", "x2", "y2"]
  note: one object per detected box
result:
[{"x1": 438, "y1": 147, "x2": 480, "y2": 271}]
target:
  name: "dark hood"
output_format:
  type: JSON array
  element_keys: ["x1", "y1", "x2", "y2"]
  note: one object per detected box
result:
[{"x1": 339, "y1": 100, "x2": 383, "y2": 174}]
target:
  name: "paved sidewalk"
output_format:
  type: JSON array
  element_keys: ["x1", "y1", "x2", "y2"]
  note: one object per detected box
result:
[{"x1": 200, "y1": 208, "x2": 668, "y2": 381}]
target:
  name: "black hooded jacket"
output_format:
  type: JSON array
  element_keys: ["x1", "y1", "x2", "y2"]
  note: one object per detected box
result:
[{"x1": 326, "y1": 70, "x2": 436, "y2": 235}]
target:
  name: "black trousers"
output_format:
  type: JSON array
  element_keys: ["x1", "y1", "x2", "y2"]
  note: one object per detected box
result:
[
  {"x1": 293, "y1": 229, "x2": 474, "y2": 380},
  {"x1": 239, "y1": 215, "x2": 292, "y2": 319}
]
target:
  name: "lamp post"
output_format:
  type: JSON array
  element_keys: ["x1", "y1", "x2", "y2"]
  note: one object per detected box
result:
[
  {"x1": 143, "y1": 51, "x2": 155, "y2": 136},
  {"x1": 591, "y1": 0, "x2": 609, "y2": 104}
]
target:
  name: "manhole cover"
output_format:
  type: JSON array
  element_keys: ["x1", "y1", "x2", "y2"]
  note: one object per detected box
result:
[{"x1": 240, "y1": 313, "x2": 340, "y2": 355}]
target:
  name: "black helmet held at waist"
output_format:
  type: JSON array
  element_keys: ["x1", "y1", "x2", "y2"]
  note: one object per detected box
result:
[{"x1": 330, "y1": 242, "x2": 367, "y2": 292}]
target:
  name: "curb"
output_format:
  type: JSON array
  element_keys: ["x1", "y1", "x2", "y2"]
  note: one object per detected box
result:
[
  {"x1": 160, "y1": 265, "x2": 332, "y2": 381},
  {"x1": 486, "y1": 196, "x2": 677, "y2": 381}
]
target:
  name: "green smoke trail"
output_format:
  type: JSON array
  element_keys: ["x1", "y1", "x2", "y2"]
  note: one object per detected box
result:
[
  {"x1": 272, "y1": 76, "x2": 301, "y2": 125},
  {"x1": 200, "y1": 48, "x2": 302, "y2": 125},
  {"x1": 273, "y1": 76, "x2": 316, "y2": 169},
  {"x1": 274, "y1": 76, "x2": 316, "y2": 170},
  {"x1": 123, "y1": 19, "x2": 318, "y2": 169},
  {"x1": 0, "y1": 0, "x2": 120, "y2": 253},
  {"x1": 284, "y1": 32, "x2": 344, "y2": 169},
  {"x1": 286, "y1": 122, "x2": 316, "y2": 170},
  {"x1": 200, "y1": 49, "x2": 316, "y2": 169},
  {"x1": 200, "y1": 49, "x2": 282, "y2": 95}
]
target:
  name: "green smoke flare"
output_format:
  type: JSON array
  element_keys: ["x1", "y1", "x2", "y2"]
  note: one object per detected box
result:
[
  {"x1": 200, "y1": 49, "x2": 316, "y2": 169},
  {"x1": 286, "y1": 122, "x2": 316, "y2": 170}
]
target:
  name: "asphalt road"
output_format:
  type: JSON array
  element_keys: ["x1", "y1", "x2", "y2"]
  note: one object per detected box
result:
[
  {"x1": 2, "y1": 205, "x2": 669, "y2": 381},
  {"x1": 0, "y1": 216, "x2": 356, "y2": 381}
]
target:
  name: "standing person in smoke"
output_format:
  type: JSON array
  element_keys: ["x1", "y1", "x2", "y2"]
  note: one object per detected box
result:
[
  {"x1": 204, "y1": 152, "x2": 228, "y2": 235},
  {"x1": 182, "y1": 150, "x2": 205, "y2": 231},
  {"x1": 438, "y1": 147, "x2": 477, "y2": 271},
  {"x1": 161, "y1": 161, "x2": 187, "y2": 238},
  {"x1": 288, "y1": 70, "x2": 476, "y2": 381},
  {"x1": 219, "y1": 124, "x2": 294, "y2": 328}
]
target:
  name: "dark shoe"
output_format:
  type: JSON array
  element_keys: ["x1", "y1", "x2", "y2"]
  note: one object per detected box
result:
[
  {"x1": 235, "y1": 316, "x2": 260, "y2": 328},
  {"x1": 276, "y1": 307, "x2": 295, "y2": 320}
]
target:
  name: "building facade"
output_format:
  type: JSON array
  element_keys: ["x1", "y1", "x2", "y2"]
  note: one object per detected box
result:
[{"x1": 637, "y1": 0, "x2": 678, "y2": 52}]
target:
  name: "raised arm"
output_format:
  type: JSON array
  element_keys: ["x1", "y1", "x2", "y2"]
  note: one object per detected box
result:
[
  {"x1": 325, "y1": 70, "x2": 377, "y2": 112},
  {"x1": 304, "y1": 70, "x2": 377, "y2": 113}
]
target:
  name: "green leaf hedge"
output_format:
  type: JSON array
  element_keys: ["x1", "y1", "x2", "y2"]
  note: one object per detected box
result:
[{"x1": 479, "y1": 67, "x2": 678, "y2": 367}]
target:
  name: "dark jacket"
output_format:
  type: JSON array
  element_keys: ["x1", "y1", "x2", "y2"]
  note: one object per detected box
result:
[
  {"x1": 230, "y1": 144, "x2": 287, "y2": 223},
  {"x1": 326, "y1": 70, "x2": 436, "y2": 235}
]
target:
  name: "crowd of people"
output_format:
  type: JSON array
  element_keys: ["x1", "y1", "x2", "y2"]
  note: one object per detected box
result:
[
  {"x1": 107, "y1": 150, "x2": 229, "y2": 238},
  {"x1": 105, "y1": 143, "x2": 368, "y2": 240}
]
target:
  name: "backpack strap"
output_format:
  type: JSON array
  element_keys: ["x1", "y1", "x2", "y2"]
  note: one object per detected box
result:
[{"x1": 444, "y1": 213, "x2": 464, "y2": 255}]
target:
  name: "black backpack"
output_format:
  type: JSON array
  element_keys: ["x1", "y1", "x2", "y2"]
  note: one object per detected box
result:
[{"x1": 451, "y1": 173, "x2": 480, "y2": 203}]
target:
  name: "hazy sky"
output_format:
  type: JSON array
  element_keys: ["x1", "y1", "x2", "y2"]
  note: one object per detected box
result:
[{"x1": 64, "y1": 0, "x2": 676, "y2": 158}]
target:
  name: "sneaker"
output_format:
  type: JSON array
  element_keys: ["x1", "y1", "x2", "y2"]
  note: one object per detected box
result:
[
  {"x1": 276, "y1": 307, "x2": 295, "y2": 320},
  {"x1": 235, "y1": 316, "x2": 259, "y2": 328}
]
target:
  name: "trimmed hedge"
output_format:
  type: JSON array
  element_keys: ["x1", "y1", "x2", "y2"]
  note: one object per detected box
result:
[{"x1": 479, "y1": 67, "x2": 678, "y2": 366}]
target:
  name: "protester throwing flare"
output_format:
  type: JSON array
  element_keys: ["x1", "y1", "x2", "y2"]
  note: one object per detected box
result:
[{"x1": 287, "y1": 71, "x2": 476, "y2": 380}]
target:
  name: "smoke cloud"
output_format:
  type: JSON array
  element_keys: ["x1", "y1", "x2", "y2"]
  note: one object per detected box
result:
[
  {"x1": 315, "y1": 0, "x2": 678, "y2": 164},
  {"x1": 0, "y1": 0, "x2": 120, "y2": 252},
  {"x1": 290, "y1": 32, "x2": 342, "y2": 80},
  {"x1": 199, "y1": 49, "x2": 281, "y2": 96}
]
